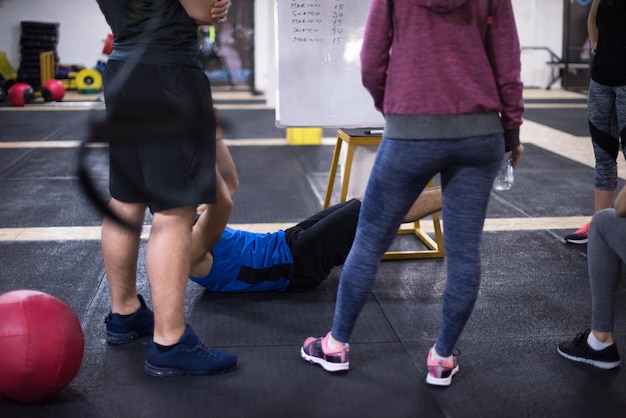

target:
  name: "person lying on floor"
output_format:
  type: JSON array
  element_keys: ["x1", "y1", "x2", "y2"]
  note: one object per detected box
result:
[
  {"x1": 190, "y1": 109, "x2": 441, "y2": 293},
  {"x1": 188, "y1": 186, "x2": 443, "y2": 293}
]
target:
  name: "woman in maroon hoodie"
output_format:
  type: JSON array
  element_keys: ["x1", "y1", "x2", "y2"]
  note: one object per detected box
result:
[{"x1": 301, "y1": 0, "x2": 524, "y2": 387}]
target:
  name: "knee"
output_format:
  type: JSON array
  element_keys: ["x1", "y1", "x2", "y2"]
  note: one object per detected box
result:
[
  {"x1": 590, "y1": 208, "x2": 617, "y2": 236},
  {"x1": 153, "y1": 206, "x2": 197, "y2": 227},
  {"x1": 108, "y1": 198, "x2": 148, "y2": 225}
]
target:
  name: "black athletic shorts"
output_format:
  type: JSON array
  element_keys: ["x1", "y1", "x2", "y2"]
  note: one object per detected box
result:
[{"x1": 103, "y1": 60, "x2": 216, "y2": 212}]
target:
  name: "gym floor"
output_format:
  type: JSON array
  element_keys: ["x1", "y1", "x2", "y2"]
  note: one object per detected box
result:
[{"x1": 1, "y1": 87, "x2": 625, "y2": 418}]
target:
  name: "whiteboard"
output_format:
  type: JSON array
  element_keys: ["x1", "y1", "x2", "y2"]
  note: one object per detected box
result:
[{"x1": 274, "y1": 0, "x2": 385, "y2": 128}]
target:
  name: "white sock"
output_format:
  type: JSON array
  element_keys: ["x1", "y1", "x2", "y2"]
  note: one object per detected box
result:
[
  {"x1": 587, "y1": 331, "x2": 613, "y2": 351},
  {"x1": 431, "y1": 346, "x2": 453, "y2": 361},
  {"x1": 325, "y1": 333, "x2": 346, "y2": 350},
  {"x1": 326, "y1": 338, "x2": 339, "y2": 350}
]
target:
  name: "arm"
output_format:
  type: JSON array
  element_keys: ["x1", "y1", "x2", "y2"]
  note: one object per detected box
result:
[
  {"x1": 179, "y1": 0, "x2": 231, "y2": 25},
  {"x1": 487, "y1": 0, "x2": 524, "y2": 163},
  {"x1": 215, "y1": 108, "x2": 239, "y2": 198},
  {"x1": 189, "y1": 118, "x2": 238, "y2": 277},
  {"x1": 614, "y1": 187, "x2": 626, "y2": 217},
  {"x1": 360, "y1": 0, "x2": 393, "y2": 113},
  {"x1": 587, "y1": 0, "x2": 600, "y2": 54},
  {"x1": 510, "y1": 143, "x2": 524, "y2": 169},
  {"x1": 190, "y1": 171, "x2": 232, "y2": 277}
]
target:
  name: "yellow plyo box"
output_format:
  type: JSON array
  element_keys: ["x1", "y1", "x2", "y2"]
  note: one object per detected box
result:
[{"x1": 286, "y1": 128, "x2": 322, "y2": 145}]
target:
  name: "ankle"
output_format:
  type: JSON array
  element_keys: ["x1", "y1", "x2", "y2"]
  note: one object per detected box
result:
[
  {"x1": 112, "y1": 296, "x2": 141, "y2": 316},
  {"x1": 153, "y1": 326, "x2": 187, "y2": 346},
  {"x1": 155, "y1": 341, "x2": 179, "y2": 353},
  {"x1": 591, "y1": 329, "x2": 614, "y2": 344},
  {"x1": 587, "y1": 329, "x2": 614, "y2": 351},
  {"x1": 431, "y1": 346, "x2": 453, "y2": 361},
  {"x1": 325, "y1": 333, "x2": 347, "y2": 350}
]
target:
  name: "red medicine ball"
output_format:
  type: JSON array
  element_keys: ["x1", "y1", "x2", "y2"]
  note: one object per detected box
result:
[
  {"x1": 0, "y1": 290, "x2": 85, "y2": 403},
  {"x1": 41, "y1": 79, "x2": 66, "y2": 102},
  {"x1": 7, "y1": 82, "x2": 34, "y2": 106}
]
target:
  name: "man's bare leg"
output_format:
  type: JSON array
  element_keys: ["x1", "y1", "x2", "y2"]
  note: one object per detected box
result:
[
  {"x1": 102, "y1": 198, "x2": 147, "y2": 315},
  {"x1": 146, "y1": 206, "x2": 197, "y2": 346},
  {"x1": 404, "y1": 186, "x2": 443, "y2": 223}
]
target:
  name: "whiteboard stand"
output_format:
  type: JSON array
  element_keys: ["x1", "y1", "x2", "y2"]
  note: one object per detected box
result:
[{"x1": 324, "y1": 129, "x2": 444, "y2": 260}]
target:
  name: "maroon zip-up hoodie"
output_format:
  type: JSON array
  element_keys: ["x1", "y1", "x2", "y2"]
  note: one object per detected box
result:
[{"x1": 360, "y1": 0, "x2": 523, "y2": 146}]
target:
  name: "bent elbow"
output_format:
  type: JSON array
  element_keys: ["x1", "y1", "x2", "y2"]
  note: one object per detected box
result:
[{"x1": 191, "y1": 14, "x2": 215, "y2": 25}]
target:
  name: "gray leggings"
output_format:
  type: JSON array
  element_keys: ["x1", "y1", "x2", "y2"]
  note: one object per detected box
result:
[
  {"x1": 588, "y1": 80, "x2": 626, "y2": 190},
  {"x1": 588, "y1": 208, "x2": 626, "y2": 332}
]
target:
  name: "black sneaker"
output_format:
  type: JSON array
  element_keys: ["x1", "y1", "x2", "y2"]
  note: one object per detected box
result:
[
  {"x1": 104, "y1": 294, "x2": 154, "y2": 345},
  {"x1": 144, "y1": 324, "x2": 238, "y2": 377},
  {"x1": 557, "y1": 329, "x2": 621, "y2": 369},
  {"x1": 564, "y1": 222, "x2": 590, "y2": 244}
]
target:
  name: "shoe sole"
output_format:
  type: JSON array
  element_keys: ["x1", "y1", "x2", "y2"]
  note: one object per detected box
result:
[
  {"x1": 425, "y1": 364, "x2": 459, "y2": 387},
  {"x1": 300, "y1": 347, "x2": 349, "y2": 373},
  {"x1": 564, "y1": 238, "x2": 588, "y2": 245},
  {"x1": 144, "y1": 361, "x2": 237, "y2": 377},
  {"x1": 557, "y1": 347, "x2": 621, "y2": 369},
  {"x1": 106, "y1": 326, "x2": 153, "y2": 345}
]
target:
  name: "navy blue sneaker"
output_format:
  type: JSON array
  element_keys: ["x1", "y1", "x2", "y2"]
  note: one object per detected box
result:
[
  {"x1": 144, "y1": 325, "x2": 238, "y2": 377},
  {"x1": 104, "y1": 294, "x2": 154, "y2": 345}
]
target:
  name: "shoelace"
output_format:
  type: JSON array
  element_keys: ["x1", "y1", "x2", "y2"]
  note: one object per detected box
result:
[
  {"x1": 572, "y1": 329, "x2": 590, "y2": 346},
  {"x1": 576, "y1": 224, "x2": 590, "y2": 234},
  {"x1": 188, "y1": 340, "x2": 218, "y2": 358}
]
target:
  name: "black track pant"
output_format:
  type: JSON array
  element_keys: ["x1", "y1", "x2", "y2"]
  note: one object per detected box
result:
[{"x1": 284, "y1": 199, "x2": 361, "y2": 292}]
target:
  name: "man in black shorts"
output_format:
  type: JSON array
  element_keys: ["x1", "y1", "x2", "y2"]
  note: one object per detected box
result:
[{"x1": 96, "y1": 0, "x2": 237, "y2": 377}]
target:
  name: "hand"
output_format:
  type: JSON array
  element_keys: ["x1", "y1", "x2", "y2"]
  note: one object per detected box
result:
[
  {"x1": 510, "y1": 144, "x2": 524, "y2": 169},
  {"x1": 211, "y1": 0, "x2": 231, "y2": 23}
]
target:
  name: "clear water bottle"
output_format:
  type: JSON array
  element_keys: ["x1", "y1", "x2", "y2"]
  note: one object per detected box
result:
[{"x1": 493, "y1": 151, "x2": 514, "y2": 191}]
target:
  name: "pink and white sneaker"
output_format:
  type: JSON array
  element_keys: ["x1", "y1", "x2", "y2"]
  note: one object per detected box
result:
[
  {"x1": 301, "y1": 331, "x2": 349, "y2": 373},
  {"x1": 426, "y1": 345, "x2": 459, "y2": 386}
]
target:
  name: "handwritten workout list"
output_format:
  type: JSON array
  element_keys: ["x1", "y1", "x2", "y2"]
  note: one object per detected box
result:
[
  {"x1": 276, "y1": 0, "x2": 384, "y2": 127},
  {"x1": 289, "y1": 0, "x2": 346, "y2": 45}
]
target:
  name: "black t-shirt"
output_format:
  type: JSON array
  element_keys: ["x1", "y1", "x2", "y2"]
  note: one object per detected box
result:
[
  {"x1": 592, "y1": 0, "x2": 626, "y2": 86},
  {"x1": 96, "y1": 0, "x2": 202, "y2": 68}
]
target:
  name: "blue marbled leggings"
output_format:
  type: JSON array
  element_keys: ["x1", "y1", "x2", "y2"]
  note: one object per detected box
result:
[{"x1": 331, "y1": 134, "x2": 502, "y2": 356}]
